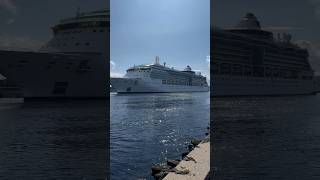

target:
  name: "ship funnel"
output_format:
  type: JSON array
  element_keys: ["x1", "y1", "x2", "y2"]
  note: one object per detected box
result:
[{"x1": 155, "y1": 56, "x2": 160, "y2": 65}]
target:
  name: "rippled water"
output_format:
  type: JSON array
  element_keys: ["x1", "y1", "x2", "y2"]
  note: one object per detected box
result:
[
  {"x1": 212, "y1": 94, "x2": 320, "y2": 179},
  {"x1": 110, "y1": 92, "x2": 209, "y2": 180},
  {"x1": 0, "y1": 99, "x2": 108, "y2": 179}
]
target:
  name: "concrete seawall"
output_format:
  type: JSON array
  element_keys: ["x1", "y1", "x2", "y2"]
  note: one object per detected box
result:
[{"x1": 163, "y1": 137, "x2": 210, "y2": 180}]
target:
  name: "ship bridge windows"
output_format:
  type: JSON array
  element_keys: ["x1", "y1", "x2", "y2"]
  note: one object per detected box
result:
[
  {"x1": 265, "y1": 67, "x2": 272, "y2": 77},
  {"x1": 253, "y1": 66, "x2": 264, "y2": 77},
  {"x1": 243, "y1": 65, "x2": 252, "y2": 76},
  {"x1": 220, "y1": 63, "x2": 231, "y2": 74},
  {"x1": 212, "y1": 62, "x2": 219, "y2": 75},
  {"x1": 232, "y1": 64, "x2": 243, "y2": 76}
]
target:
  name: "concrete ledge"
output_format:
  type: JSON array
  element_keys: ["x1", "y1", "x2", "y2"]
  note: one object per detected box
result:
[{"x1": 163, "y1": 139, "x2": 210, "y2": 180}]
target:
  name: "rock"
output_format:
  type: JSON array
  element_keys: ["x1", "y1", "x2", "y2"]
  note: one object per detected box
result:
[
  {"x1": 188, "y1": 144, "x2": 194, "y2": 151},
  {"x1": 167, "y1": 159, "x2": 180, "y2": 167},
  {"x1": 191, "y1": 139, "x2": 202, "y2": 147},
  {"x1": 151, "y1": 165, "x2": 163, "y2": 175},
  {"x1": 154, "y1": 171, "x2": 168, "y2": 180},
  {"x1": 181, "y1": 151, "x2": 189, "y2": 159},
  {"x1": 152, "y1": 164, "x2": 171, "y2": 175}
]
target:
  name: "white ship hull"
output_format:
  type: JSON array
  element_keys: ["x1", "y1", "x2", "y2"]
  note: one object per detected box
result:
[
  {"x1": 0, "y1": 51, "x2": 107, "y2": 99},
  {"x1": 212, "y1": 75, "x2": 316, "y2": 96},
  {"x1": 111, "y1": 77, "x2": 209, "y2": 93}
]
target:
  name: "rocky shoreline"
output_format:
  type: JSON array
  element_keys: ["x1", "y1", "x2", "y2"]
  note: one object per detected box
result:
[{"x1": 151, "y1": 126, "x2": 210, "y2": 180}]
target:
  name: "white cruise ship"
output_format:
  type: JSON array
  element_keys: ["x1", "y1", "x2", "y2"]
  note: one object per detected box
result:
[
  {"x1": 212, "y1": 13, "x2": 316, "y2": 96},
  {"x1": 0, "y1": 9, "x2": 109, "y2": 99},
  {"x1": 110, "y1": 56, "x2": 209, "y2": 93}
]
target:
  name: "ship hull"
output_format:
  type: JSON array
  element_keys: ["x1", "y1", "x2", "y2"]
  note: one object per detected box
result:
[
  {"x1": 212, "y1": 75, "x2": 316, "y2": 96},
  {"x1": 110, "y1": 77, "x2": 209, "y2": 93},
  {"x1": 0, "y1": 50, "x2": 107, "y2": 99}
]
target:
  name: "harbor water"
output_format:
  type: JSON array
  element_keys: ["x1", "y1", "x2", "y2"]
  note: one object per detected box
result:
[
  {"x1": 212, "y1": 94, "x2": 320, "y2": 179},
  {"x1": 0, "y1": 99, "x2": 108, "y2": 179},
  {"x1": 110, "y1": 92, "x2": 210, "y2": 180}
]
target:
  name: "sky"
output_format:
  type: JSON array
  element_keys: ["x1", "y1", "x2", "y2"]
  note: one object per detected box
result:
[
  {"x1": 0, "y1": 0, "x2": 106, "y2": 51},
  {"x1": 212, "y1": 0, "x2": 320, "y2": 75},
  {"x1": 110, "y1": 0, "x2": 210, "y2": 79}
]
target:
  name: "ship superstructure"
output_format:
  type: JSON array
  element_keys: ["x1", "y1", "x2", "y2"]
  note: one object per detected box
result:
[
  {"x1": 212, "y1": 13, "x2": 316, "y2": 96},
  {"x1": 110, "y1": 57, "x2": 209, "y2": 93},
  {"x1": 0, "y1": 9, "x2": 109, "y2": 99}
]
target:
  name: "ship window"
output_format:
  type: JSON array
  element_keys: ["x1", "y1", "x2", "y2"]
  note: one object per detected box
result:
[
  {"x1": 244, "y1": 66, "x2": 252, "y2": 76},
  {"x1": 85, "y1": 42, "x2": 90, "y2": 46},
  {"x1": 52, "y1": 82, "x2": 68, "y2": 95},
  {"x1": 253, "y1": 66, "x2": 264, "y2": 77},
  {"x1": 212, "y1": 62, "x2": 219, "y2": 75},
  {"x1": 100, "y1": 29, "x2": 104, "y2": 32},
  {"x1": 75, "y1": 42, "x2": 80, "y2": 46},
  {"x1": 232, "y1": 64, "x2": 243, "y2": 76},
  {"x1": 93, "y1": 29, "x2": 97, "y2": 32},
  {"x1": 220, "y1": 63, "x2": 231, "y2": 74},
  {"x1": 19, "y1": 60, "x2": 28, "y2": 64}
]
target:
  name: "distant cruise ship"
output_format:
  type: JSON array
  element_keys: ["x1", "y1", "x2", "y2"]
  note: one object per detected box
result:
[
  {"x1": 0, "y1": 9, "x2": 109, "y2": 99},
  {"x1": 110, "y1": 56, "x2": 209, "y2": 93},
  {"x1": 212, "y1": 13, "x2": 316, "y2": 96}
]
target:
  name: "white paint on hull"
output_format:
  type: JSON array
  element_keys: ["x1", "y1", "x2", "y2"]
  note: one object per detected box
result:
[
  {"x1": 110, "y1": 77, "x2": 209, "y2": 93},
  {"x1": 212, "y1": 75, "x2": 316, "y2": 96}
]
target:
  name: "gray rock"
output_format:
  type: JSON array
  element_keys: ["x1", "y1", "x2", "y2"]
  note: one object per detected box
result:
[{"x1": 167, "y1": 159, "x2": 180, "y2": 167}]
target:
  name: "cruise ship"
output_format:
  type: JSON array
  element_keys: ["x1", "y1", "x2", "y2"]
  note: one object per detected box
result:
[
  {"x1": 110, "y1": 57, "x2": 209, "y2": 93},
  {"x1": 0, "y1": 9, "x2": 109, "y2": 99},
  {"x1": 211, "y1": 13, "x2": 316, "y2": 96},
  {"x1": 0, "y1": 74, "x2": 22, "y2": 98}
]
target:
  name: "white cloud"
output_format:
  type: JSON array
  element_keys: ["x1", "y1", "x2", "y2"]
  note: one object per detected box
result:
[
  {"x1": 110, "y1": 72, "x2": 124, "y2": 78},
  {"x1": 308, "y1": 0, "x2": 320, "y2": 19},
  {"x1": 0, "y1": 0, "x2": 17, "y2": 14},
  {"x1": 110, "y1": 60, "x2": 116, "y2": 69},
  {"x1": 6, "y1": 18, "x2": 14, "y2": 24},
  {"x1": 206, "y1": 55, "x2": 210, "y2": 70},
  {"x1": 0, "y1": 34, "x2": 43, "y2": 51}
]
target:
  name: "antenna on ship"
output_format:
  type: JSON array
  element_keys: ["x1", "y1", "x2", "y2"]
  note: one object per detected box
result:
[
  {"x1": 76, "y1": 7, "x2": 81, "y2": 18},
  {"x1": 155, "y1": 56, "x2": 160, "y2": 65}
]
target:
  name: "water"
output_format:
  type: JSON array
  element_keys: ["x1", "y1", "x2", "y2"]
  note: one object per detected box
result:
[
  {"x1": 0, "y1": 99, "x2": 108, "y2": 179},
  {"x1": 110, "y1": 92, "x2": 209, "y2": 180},
  {"x1": 212, "y1": 94, "x2": 320, "y2": 179}
]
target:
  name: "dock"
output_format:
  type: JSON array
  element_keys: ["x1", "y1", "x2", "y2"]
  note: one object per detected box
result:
[{"x1": 163, "y1": 137, "x2": 210, "y2": 180}]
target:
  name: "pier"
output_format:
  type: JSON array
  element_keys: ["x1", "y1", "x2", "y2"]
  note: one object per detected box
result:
[
  {"x1": 151, "y1": 135, "x2": 210, "y2": 180},
  {"x1": 163, "y1": 137, "x2": 210, "y2": 180}
]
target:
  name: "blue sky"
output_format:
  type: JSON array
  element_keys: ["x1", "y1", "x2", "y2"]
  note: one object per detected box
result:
[
  {"x1": 110, "y1": 0, "x2": 210, "y2": 78},
  {"x1": 0, "y1": 0, "x2": 105, "y2": 50}
]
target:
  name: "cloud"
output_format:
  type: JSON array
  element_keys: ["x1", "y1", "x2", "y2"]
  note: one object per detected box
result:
[
  {"x1": 110, "y1": 60, "x2": 116, "y2": 69},
  {"x1": 308, "y1": 0, "x2": 320, "y2": 19},
  {"x1": 296, "y1": 40, "x2": 320, "y2": 75},
  {"x1": 110, "y1": 72, "x2": 124, "y2": 78},
  {"x1": 206, "y1": 55, "x2": 210, "y2": 70},
  {"x1": 0, "y1": 73, "x2": 6, "y2": 80},
  {"x1": 6, "y1": 18, "x2": 14, "y2": 24},
  {"x1": 0, "y1": 0, "x2": 17, "y2": 14},
  {"x1": 0, "y1": 34, "x2": 43, "y2": 51}
]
